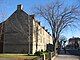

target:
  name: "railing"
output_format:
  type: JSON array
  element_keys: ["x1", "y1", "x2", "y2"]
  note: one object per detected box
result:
[
  {"x1": 38, "y1": 52, "x2": 55, "y2": 60},
  {"x1": 49, "y1": 52, "x2": 55, "y2": 60}
]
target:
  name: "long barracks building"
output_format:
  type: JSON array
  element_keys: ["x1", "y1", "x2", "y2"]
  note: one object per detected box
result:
[{"x1": 0, "y1": 5, "x2": 53, "y2": 54}]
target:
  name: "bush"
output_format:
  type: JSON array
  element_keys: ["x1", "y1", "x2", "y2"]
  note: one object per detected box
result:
[
  {"x1": 41, "y1": 49, "x2": 43, "y2": 52},
  {"x1": 34, "y1": 51, "x2": 42, "y2": 56}
]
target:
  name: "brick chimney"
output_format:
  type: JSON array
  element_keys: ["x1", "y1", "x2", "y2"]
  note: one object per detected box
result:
[{"x1": 17, "y1": 4, "x2": 23, "y2": 10}]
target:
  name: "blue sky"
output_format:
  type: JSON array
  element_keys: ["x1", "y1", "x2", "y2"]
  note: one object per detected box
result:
[{"x1": 0, "y1": 0, "x2": 80, "y2": 39}]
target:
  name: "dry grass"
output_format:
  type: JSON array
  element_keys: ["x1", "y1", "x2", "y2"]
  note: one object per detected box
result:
[{"x1": 0, "y1": 54, "x2": 38, "y2": 59}]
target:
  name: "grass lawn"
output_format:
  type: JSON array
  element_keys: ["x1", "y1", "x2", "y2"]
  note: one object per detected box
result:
[{"x1": 0, "y1": 54, "x2": 38, "y2": 59}]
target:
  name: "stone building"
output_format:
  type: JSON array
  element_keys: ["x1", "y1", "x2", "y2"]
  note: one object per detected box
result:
[{"x1": 0, "y1": 5, "x2": 53, "y2": 54}]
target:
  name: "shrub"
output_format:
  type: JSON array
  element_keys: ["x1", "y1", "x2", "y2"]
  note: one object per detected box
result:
[
  {"x1": 41, "y1": 49, "x2": 43, "y2": 52},
  {"x1": 34, "y1": 51, "x2": 42, "y2": 56}
]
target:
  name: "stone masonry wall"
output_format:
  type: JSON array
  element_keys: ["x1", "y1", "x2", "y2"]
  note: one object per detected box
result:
[{"x1": 3, "y1": 9, "x2": 33, "y2": 53}]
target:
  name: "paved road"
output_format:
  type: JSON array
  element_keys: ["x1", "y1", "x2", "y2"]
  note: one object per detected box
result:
[{"x1": 54, "y1": 55, "x2": 80, "y2": 60}]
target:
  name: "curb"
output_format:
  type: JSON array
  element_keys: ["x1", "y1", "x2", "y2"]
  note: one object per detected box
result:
[
  {"x1": 52, "y1": 56, "x2": 56, "y2": 60},
  {"x1": 51, "y1": 56, "x2": 57, "y2": 60},
  {"x1": 52, "y1": 54, "x2": 58, "y2": 60}
]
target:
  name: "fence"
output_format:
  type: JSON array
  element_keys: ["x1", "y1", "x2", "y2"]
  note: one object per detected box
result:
[{"x1": 38, "y1": 52, "x2": 55, "y2": 60}]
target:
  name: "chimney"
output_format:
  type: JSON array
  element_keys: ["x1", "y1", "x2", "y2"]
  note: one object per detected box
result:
[
  {"x1": 38, "y1": 22, "x2": 40, "y2": 25},
  {"x1": 17, "y1": 4, "x2": 23, "y2": 10},
  {"x1": 42, "y1": 27, "x2": 45, "y2": 29},
  {"x1": 30, "y1": 15, "x2": 35, "y2": 19},
  {"x1": 45, "y1": 29, "x2": 48, "y2": 32}
]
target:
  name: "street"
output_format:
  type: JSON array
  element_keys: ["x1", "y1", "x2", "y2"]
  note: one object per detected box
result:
[{"x1": 54, "y1": 55, "x2": 80, "y2": 60}]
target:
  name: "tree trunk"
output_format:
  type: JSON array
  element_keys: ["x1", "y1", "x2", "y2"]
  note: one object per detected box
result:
[{"x1": 53, "y1": 38, "x2": 58, "y2": 55}]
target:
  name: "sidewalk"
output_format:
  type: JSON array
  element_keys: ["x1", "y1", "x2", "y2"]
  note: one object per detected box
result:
[{"x1": 53, "y1": 55, "x2": 80, "y2": 60}]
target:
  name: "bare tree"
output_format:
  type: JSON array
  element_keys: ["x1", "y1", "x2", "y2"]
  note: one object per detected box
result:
[
  {"x1": 59, "y1": 35, "x2": 67, "y2": 48},
  {"x1": 33, "y1": 1, "x2": 80, "y2": 54}
]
